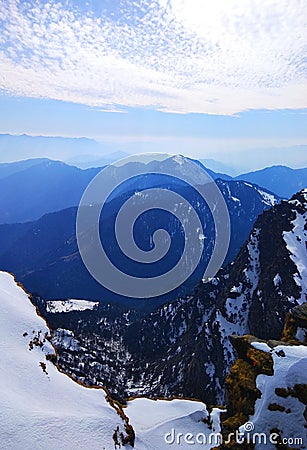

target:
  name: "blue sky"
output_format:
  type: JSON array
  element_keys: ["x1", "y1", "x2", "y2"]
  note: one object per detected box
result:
[{"x1": 0, "y1": 0, "x2": 306, "y2": 171}]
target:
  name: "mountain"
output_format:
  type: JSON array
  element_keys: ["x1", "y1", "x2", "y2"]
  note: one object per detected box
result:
[
  {"x1": 0, "y1": 271, "x2": 132, "y2": 449},
  {"x1": 1, "y1": 271, "x2": 305, "y2": 450},
  {"x1": 0, "y1": 155, "x2": 232, "y2": 224},
  {"x1": 35, "y1": 190, "x2": 307, "y2": 406},
  {"x1": 0, "y1": 157, "x2": 51, "y2": 179},
  {"x1": 0, "y1": 159, "x2": 100, "y2": 223},
  {"x1": 0, "y1": 175, "x2": 279, "y2": 308},
  {"x1": 199, "y1": 158, "x2": 238, "y2": 176},
  {"x1": 0, "y1": 270, "x2": 222, "y2": 450},
  {"x1": 236, "y1": 165, "x2": 307, "y2": 199},
  {"x1": 0, "y1": 133, "x2": 106, "y2": 161},
  {"x1": 66, "y1": 151, "x2": 130, "y2": 168},
  {"x1": 220, "y1": 303, "x2": 307, "y2": 449},
  {"x1": 0, "y1": 155, "x2": 259, "y2": 225}
]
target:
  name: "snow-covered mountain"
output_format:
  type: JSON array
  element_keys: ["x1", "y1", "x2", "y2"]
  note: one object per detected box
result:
[
  {"x1": 0, "y1": 271, "x2": 131, "y2": 449},
  {"x1": 2, "y1": 269, "x2": 305, "y2": 450},
  {"x1": 221, "y1": 301, "x2": 307, "y2": 449},
  {"x1": 1, "y1": 188, "x2": 306, "y2": 448},
  {"x1": 0, "y1": 270, "x2": 223, "y2": 450},
  {"x1": 0, "y1": 161, "x2": 280, "y2": 308},
  {"x1": 39, "y1": 190, "x2": 307, "y2": 407}
]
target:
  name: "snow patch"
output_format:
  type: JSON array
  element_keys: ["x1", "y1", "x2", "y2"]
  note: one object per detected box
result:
[
  {"x1": 245, "y1": 344, "x2": 307, "y2": 450},
  {"x1": 251, "y1": 341, "x2": 271, "y2": 352},
  {"x1": 126, "y1": 398, "x2": 222, "y2": 449},
  {"x1": 257, "y1": 189, "x2": 279, "y2": 206},
  {"x1": 46, "y1": 299, "x2": 99, "y2": 313},
  {"x1": 283, "y1": 211, "x2": 307, "y2": 304}
]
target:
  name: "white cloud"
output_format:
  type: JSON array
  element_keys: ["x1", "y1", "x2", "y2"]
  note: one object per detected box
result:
[{"x1": 0, "y1": 0, "x2": 306, "y2": 114}]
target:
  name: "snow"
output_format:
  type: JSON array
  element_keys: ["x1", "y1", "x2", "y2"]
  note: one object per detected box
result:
[
  {"x1": 0, "y1": 271, "x2": 127, "y2": 450},
  {"x1": 242, "y1": 344, "x2": 307, "y2": 450},
  {"x1": 126, "y1": 398, "x2": 222, "y2": 449},
  {"x1": 230, "y1": 283, "x2": 243, "y2": 293},
  {"x1": 0, "y1": 271, "x2": 222, "y2": 450},
  {"x1": 224, "y1": 229, "x2": 260, "y2": 329},
  {"x1": 52, "y1": 328, "x2": 82, "y2": 351},
  {"x1": 295, "y1": 327, "x2": 306, "y2": 342},
  {"x1": 251, "y1": 341, "x2": 271, "y2": 352},
  {"x1": 257, "y1": 189, "x2": 278, "y2": 206},
  {"x1": 173, "y1": 155, "x2": 184, "y2": 166},
  {"x1": 46, "y1": 299, "x2": 99, "y2": 313},
  {"x1": 215, "y1": 229, "x2": 261, "y2": 370},
  {"x1": 231, "y1": 196, "x2": 241, "y2": 204},
  {"x1": 283, "y1": 211, "x2": 307, "y2": 304},
  {"x1": 273, "y1": 273, "x2": 281, "y2": 287}
]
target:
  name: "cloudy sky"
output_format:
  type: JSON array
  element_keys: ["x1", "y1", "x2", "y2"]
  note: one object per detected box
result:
[{"x1": 0, "y1": 0, "x2": 306, "y2": 170}]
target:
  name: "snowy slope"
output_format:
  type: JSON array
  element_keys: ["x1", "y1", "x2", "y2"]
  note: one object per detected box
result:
[
  {"x1": 0, "y1": 271, "x2": 128, "y2": 450},
  {"x1": 46, "y1": 299, "x2": 99, "y2": 313},
  {"x1": 283, "y1": 189, "x2": 307, "y2": 304},
  {"x1": 0, "y1": 271, "x2": 221, "y2": 450},
  {"x1": 244, "y1": 343, "x2": 307, "y2": 450},
  {"x1": 126, "y1": 398, "x2": 222, "y2": 449}
]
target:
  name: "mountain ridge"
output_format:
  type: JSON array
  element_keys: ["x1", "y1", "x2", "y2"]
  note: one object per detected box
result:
[{"x1": 36, "y1": 189, "x2": 307, "y2": 406}]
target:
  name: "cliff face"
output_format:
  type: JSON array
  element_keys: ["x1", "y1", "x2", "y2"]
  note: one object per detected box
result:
[{"x1": 221, "y1": 302, "x2": 307, "y2": 450}]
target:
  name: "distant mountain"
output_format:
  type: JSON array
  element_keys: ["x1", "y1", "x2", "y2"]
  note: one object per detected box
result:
[
  {"x1": 0, "y1": 155, "x2": 267, "y2": 224},
  {"x1": 236, "y1": 165, "x2": 307, "y2": 198},
  {"x1": 0, "y1": 159, "x2": 100, "y2": 223},
  {"x1": 40, "y1": 189, "x2": 307, "y2": 405},
  {"x1": 0, "y1": 157, "x2": 51, "y2": 180},
  {"x1": 0, "y1": 133, "x2": 106, "y2": 160},
  {"x1": 0, "y1": 171, "x2": 279, "y2": 308},
  {"x1": 199, "y1": 158, "x2": 238, "y2": 176},
  {"x1": 66, "y1": 151, "x2": 130, "y2": 168}
]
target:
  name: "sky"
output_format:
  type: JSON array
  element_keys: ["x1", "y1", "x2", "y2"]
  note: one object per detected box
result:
[{"x1": 0, "y1": 0, "x2": 306, "y2": 171}]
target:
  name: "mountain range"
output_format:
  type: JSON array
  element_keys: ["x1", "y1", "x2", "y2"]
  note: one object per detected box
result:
[
  {"x1": 34, "y1": 189, "x2": 307, "y2": 407},
  {"x1": 0, "y1": 157, "x2": 280, "y2": 308},
  {"x1": 0, "y1": 152, "x2": 306, "y2": 449},
  {"x1": 235, "y1": 165, "x2": 307, "y2": 199},
  {"x1": 0, "y1": 156, "x2": 306, "y2": 225}
]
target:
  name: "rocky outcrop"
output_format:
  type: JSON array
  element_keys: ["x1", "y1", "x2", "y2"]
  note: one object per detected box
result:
[{"x1": 220, "y1": 302, "x2": 307, "y2": 449}]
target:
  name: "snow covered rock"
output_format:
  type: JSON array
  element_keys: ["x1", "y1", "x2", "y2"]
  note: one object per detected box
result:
[{"x1": 221, "y1": 303, "x2": 307, "y2": 449}]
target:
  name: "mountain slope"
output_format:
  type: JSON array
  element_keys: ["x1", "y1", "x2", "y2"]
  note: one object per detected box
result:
[
  {"x1": 0, "y1": 159, "x2": 100, "y2": 223},
  {"x1": 0, "y1": 177, "x2": 279, "y2": 308},
  {"x1": 41, "y1": 190, "x2": 307, "y2": 405},
  {"x1": 0, "y1": 270, "x2": 221, "y2": 450},
  {"x1": 221, "y1": 303, "x2": 307, "y2": 449},
  {"x1": 236, "y1": 165, "x2": 307, "y2": 199},
  {"x1": 0, "y1": 155, "x2": 276, "y2": 225},
  {"x1": 0, "y1": 157, "x2": 50, "y2": 179},
  {"x1": 0, "y1": 271, "x2": 131, "y2": 449}
]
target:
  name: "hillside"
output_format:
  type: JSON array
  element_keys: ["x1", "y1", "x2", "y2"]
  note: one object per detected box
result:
[
  {"x1": 236, "y1": 165, "x2": 307, "y2": 199},
  {"x1": 0, "y1": 271, "x2": 222, "y2": 450},
  {"x1": 40, "y1": 190, "x2": 307, "y2": 405},
  {"x1": 0, "y1": 175, "x2": 279, "y2": 308}
]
